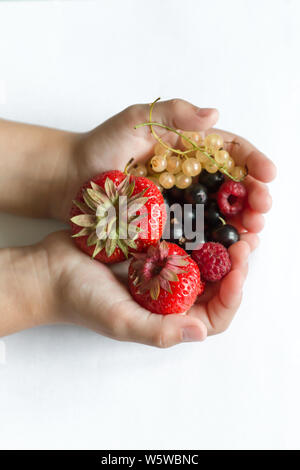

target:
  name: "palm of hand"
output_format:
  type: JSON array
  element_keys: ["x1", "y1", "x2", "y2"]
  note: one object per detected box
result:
[{"x1": 51, "y1": 100, "x2": 275, "y2": 347}]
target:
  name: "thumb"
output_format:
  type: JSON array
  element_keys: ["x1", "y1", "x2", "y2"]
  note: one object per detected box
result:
[
  {"x1": 102, "y1": 99, "x2": 218, "y2": 139},
  {"x1": 149, "y1": 98, "x2": 219, "y2": 134},
  {"x1": 84, "y1": 99, "x2": 219, "y2": 170}
]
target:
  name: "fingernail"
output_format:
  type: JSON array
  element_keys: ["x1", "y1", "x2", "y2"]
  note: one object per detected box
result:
[
  {"x1": 182, "y1": 326, "x2": 204, "y2": 342},
  {"x1": 196, "y1": 107, "x2": 216, "y2": 117}
]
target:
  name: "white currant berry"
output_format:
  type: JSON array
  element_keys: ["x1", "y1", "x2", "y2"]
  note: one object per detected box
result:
[
  {"x1": 175, "y1": 172, "x2": 192, "y2": 189},
  {"x1": 225, "y1": 156, "x2": 235, "y2": 172},
  {"x1": 204, "y1": 133, "x2": 223, "y2": 152},
  {"x1": 151, "y1": 155, "x2": 167, "y2": 173},
  {"x1": 196, "y1": 150, "x2": 209, "y2": 164},
  {"x1": 159, "y1": 172, "x2": 175, "y2": 189},
  {"x1": 154, "y1": 142, "x2": 172, "y2": 157},
  {"x1": 204, "y1": 160, "x2": 219, "y2": 174},
  {"x1": 214, "y1": 149, "x2": 230, "y2": 165},
  {"x1": 128, "y1": 164, "x2": 147, "y2": 177},
  {"x1": 182, "y1": 158, "x2": 202, "y2": 177},
  {"x1": 181, "y1": 131, "x2": 203, "y2": 149},
  {"x1": 166, "y1": 156, "x2": 182, "y2": 174},
  {"x1": 231, "y1": 166, "x2": 246, "y2": 179}
]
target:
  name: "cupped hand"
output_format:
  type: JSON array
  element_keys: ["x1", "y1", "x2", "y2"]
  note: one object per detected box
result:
[{"x1": 49, "y1": 99, "x2": 276, "y2": 347}]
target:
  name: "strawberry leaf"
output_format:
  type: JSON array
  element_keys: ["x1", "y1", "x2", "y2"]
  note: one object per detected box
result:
[
  {"x1": 70, "y1": 214, "x2": 96, "y2": 227},
  {"x1": 71, "y1": 227, "x2": 91, "y2": 238}
]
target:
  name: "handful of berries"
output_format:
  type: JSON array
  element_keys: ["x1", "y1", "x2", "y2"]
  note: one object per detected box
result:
[{"x1": 70, "y1": 100, "x2": 248, "y2": 315}]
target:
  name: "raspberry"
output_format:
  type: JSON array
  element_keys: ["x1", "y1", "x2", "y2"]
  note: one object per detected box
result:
[
  {"x1": 217, "y1": 180, "x2": 247, "y2": 216},
  {"x1": 192, "y1": 242, "x2": 231, "y2": 282}
]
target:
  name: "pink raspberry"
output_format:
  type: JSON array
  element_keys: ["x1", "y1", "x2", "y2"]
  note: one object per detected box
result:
[
  {"x1": 217, "y1": 180, "x2": 247, "y2": 216},
  {"x1": 192, "y1": 242, "x2": 231, "y2": 282}
]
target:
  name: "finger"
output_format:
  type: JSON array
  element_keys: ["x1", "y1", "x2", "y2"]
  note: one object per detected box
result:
[
  {"x1": 228, "y1": 240, "x2": 250, "y2": 280},
  {"x1": 210, "y1": 128, "x2": 277, "y2": 183},
  {"x1": 240, "y1": 232, "x2": 260, "y2": 251},
  {"x1": 228, "y1": 240, "x2": 250, "y2": 265},
  {"x1": 241, "y1": 208, "x2": 265, "y2": 233},
  {"x1": 130, "y1": 99, "x2": 219, "y2": 138},
  {"x1": 244, "y1": 177, "x2": 273, "y2": 213},
  {"x1": 226, "y1": 216, "x2": 247, "y2": 233},
  {"x1": 190, "y1": 242, "x2": 249, "y2": 335},
  {"x1": 152, "y1": 99, "x2": 219, "y2": 133},
  {"x1": 246, "y1": 149, "x2": 277, "y2": 183},
  {"x1": 73, "y1": 263, "x2": 208, "y2": 348},
  {"x1": 217, "y1": 269, "x2": 244, "y2": 315},
  {"x1": 92, "y1": 100, "x2": 219, "y2": 166},
  {"x1": 113, "y1": 301, "x2": 208, "y2": 348},
  {"x1": 192, "y1": 269, "x2": 244, "y2": 335},
  {"x1": 208, "y1": 269, "x2": 244, "y2": 335},
  {"x1": 208, "y1": 241, "x2": 250, "y2": 332}
]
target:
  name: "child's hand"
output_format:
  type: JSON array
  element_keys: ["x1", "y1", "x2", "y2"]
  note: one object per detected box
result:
[
  {"x1": 41, "y1": 231, "x2": 208, "y2": 347},
  {"x1": 63, "y1": 99, "x2": 275, "y2": 247},
  {"x1": 55, "y1": 99, "x2": 220, "y2": 220},
  {"x1": 48, "y1": 100, "x2": 275, "y2": 344},
  {"x1": 0, "y1": 100, "x2": 276, "y2": 343},
  {"x1": 38, "y1": 234, "x2": 248, "y2": 347}
]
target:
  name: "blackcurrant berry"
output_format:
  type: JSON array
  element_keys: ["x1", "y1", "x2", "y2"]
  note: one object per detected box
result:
[
  {"x1": 204, "y1": 228, "x2": 212, "y2": 242},
  {"x1": 204, "y1": 200, "x2": 221, "y2": 227},
  {"x1": 163, "y1": 193, "x2": 173, "y2": 211},
  {"x1": 211, "y1": 224, "x2": 240, "y2": 248},
  {"x1": 183, "y1": 204, "x2": 196, "y2": 222},
  {"x1": 183, "y1": 204, "x2": 197, "y2": 238},
  {"x1": 166, "y1": 187, "x2": 184, "y2": 204},
  {"x1": 162, "y1": 219, "x2": 184, "y2": 244},
  {"x1": 198, "y1": 170, "x2": 224, "y2": 193},
  {"x1": 183, "y1": 183, "x2": 208, "y2": 205}
]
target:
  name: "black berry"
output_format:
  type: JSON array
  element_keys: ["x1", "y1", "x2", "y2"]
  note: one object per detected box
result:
[
  {"x1": 162, "y1": 218, "x2": 184, "y2": 244},
  {"x1": 198, "y1": 170, "x2": 224, "y2": 193},
  {"x1": 204, "y1": 200, "x2": 221, "y2": 228},
  {"x1": 166, "y1": 187, "x2": 184, "y2": 204},
  {"x1": 211, "y1": 224, "x2": 239, "y2": 248},
  {"x1": 183, "y1": 183, "x2": 208, "y2": 205},
  {"x1": 163, "y1": 193, "x2": 173, "y2": 211}
]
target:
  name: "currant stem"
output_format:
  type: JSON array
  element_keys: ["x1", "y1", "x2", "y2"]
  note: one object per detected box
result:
[
  {"x1": 124, "y1": 158, "x2": 134, "y2": 175},
  {"x1": 134, "y1": 98, "x2": 247, "y2": 182},
  {"x1": 135, "y1": 122, "x2": 246, "y2": 181},
  {"x1": 134, "y1": 122, "x2": 196, "y2": 156},
  {"x1": 148, "y1": 97, "x2": 196, "y2": 157}
]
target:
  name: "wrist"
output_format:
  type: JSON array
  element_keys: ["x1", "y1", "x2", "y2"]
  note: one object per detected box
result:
[
  {"x1": 0, "y1": 120, "x2": 84, "y2": 221},
  {"x1": 47, "y1": 130, "x2": 83, "y2": 222},
  {"x1": 49, "y1": 129, "x2": 107, "y2": 222},
  {"x1": 0, "y1": 244, "x2": 59, "y2": 336}
]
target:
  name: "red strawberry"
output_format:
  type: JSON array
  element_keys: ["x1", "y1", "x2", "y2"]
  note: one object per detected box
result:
[
  {"x1": 128, "y1": 241, "x2": 201, "y2": 315},
  {"x1": 70, "y1": 170, "x2": 166, "y2": 264}
]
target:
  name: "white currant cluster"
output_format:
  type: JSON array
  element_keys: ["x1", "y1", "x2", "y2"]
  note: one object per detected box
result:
[{"x1": 129, "y1": 132, "x2": 247, "y2": 192}]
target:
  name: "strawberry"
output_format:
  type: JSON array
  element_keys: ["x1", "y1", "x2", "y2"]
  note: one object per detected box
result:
[
  {"x1": 128, "y1": 240, "x2": 201, "y2": 315},
  {"x1": 70, "y1": 170, "x2": 166, "y2": 264}
]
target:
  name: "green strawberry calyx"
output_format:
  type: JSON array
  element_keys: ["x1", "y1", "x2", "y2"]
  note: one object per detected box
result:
[
  {"x1": 70, "y1": 175, "x2": 148, "y2": 259},
  {"x1": 131, "y1": 241, "x2": 189, "y2": 300}
]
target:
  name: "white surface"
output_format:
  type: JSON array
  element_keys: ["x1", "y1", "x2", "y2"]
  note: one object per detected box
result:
[{"x1": 0, "y1": 0, "x2": 299, "y2": 450}]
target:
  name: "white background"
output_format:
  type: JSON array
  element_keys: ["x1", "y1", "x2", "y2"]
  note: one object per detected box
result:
[{"x1": 0, "y1": 0, "x2": 299, "y2": 450}]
